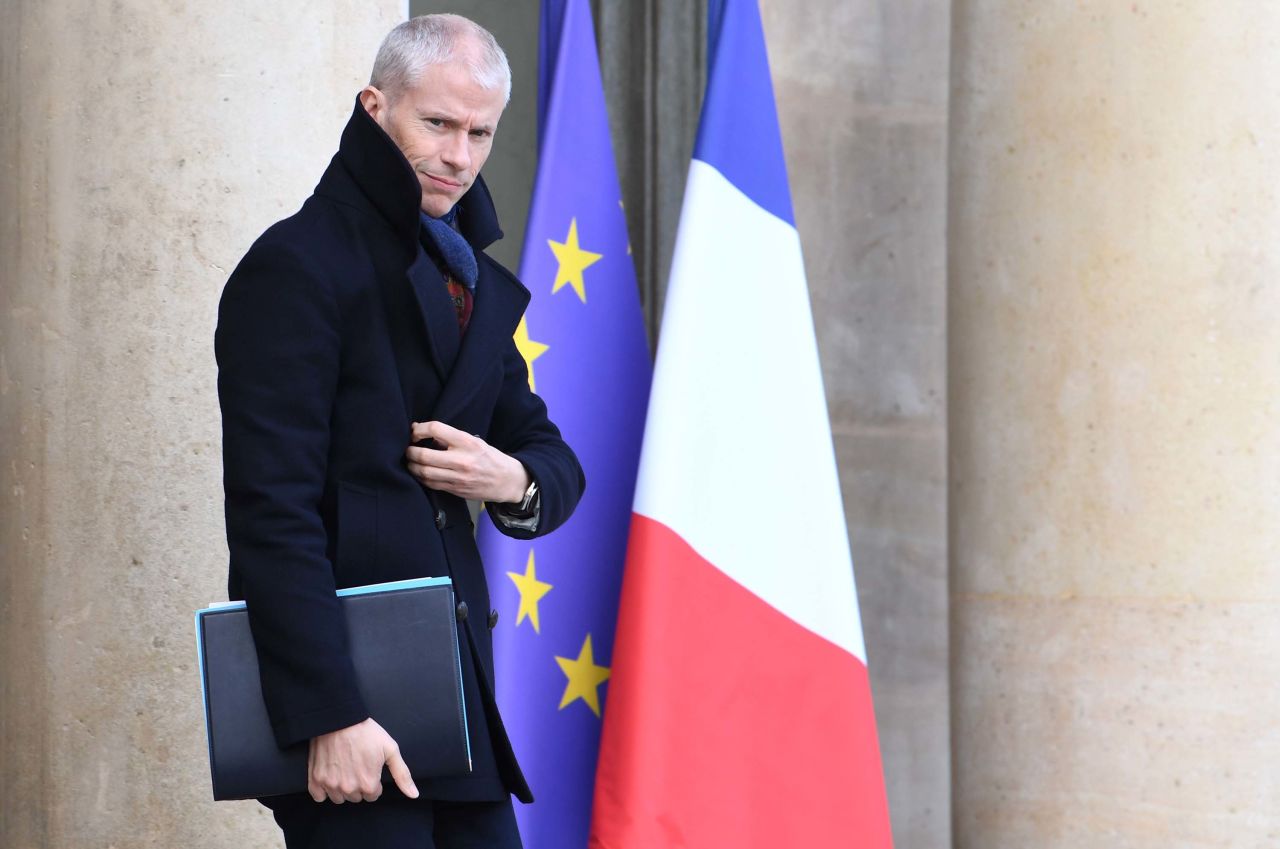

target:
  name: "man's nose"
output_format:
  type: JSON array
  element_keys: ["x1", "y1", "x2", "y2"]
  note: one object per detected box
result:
[{"x1": 440, "y1": 131, "x2": 471, "y2": 172}]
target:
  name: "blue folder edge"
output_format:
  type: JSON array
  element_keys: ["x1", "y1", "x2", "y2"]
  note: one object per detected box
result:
[{"x1": 194, "y1": 575, "x2": 472, "y2": 785}]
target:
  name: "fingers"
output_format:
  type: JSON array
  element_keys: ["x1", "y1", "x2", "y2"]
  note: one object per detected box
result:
[
  {"x1": 407, "y1": 466, "x2": 477, "y2": 501},
  {"x1": 385, "y1": 743, "x2": 419, "y2": 800},
  {"x1": 405, "y1": 444, "x2": 469, "y2": 471},
  {"x1": 308, "y1": 719, "x2": 390, "y2": 805},
  {"x1": 310, "y1": 762, "x2": 361, "y2": 804},
  {"x1": 327, "y1": 782, "x2": 372, "y2": 804},
  {"x1": 404, "y1": 423, "x2": 524, "y2": 503},
  {"x1": 308, "y1": 739, "x2": 326, "y2": 803},
  {"x1": 407, "y1": 464, "x2": 466, "y2": 491},
  {"x1": 405, "y1": 436, "x2": 486, "y2": 498},
  {"x1": 312, "y1": 774, "x2": 382, "y2": 804},
  {"x1": 307, "y1": 742, "x2": 365, "y2": 804},
  {"x1": 411, "y1": 420, "x2": 466, "y2": 447}
]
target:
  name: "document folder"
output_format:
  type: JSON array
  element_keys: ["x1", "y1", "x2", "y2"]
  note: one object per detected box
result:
[{"x1": 195, "y1": 577, "x2": 471, "y2": 800}]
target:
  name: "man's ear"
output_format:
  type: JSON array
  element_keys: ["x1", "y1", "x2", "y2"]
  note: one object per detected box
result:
[{"x1": 359, "y1": 86, "x2": 388, "y2": 125}]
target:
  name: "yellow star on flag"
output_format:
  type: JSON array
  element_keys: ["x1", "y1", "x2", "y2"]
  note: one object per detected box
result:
[
  {"x1": 548, "y1": 218, "x2": 603, "y2": 303},
  {"x1": 506, "y1": 550, "x2": 553, "y2": 633},
  {"x1": 555, "y1": 634, "x2": 611, "y2": 716},
  {"x1": 513, "y1": 315, "x2": 549, "y2": 392}
]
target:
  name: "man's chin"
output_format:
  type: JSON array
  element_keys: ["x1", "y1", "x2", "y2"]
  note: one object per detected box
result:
[
  {"x1": 420, "y1": 189, "x2": 464, "y2": 219},
  {"x1": 420, "y1": 199, "x2": 457, "y2": 218}
]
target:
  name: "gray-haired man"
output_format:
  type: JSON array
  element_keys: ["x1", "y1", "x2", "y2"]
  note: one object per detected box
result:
[{"x1": 216, "y1": 14, "x2": 584, "y2": 848}]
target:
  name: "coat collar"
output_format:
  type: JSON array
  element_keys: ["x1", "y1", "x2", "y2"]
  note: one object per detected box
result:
[
  {"x1": 431, "y1": 253, "x2": 531, "y2": 424},
  {"x1": 312, "y1": 99, "x2": 530, "y2": 426},
  {"x1": 316, "y1": 97, "x2": 505, "y2": 253}
]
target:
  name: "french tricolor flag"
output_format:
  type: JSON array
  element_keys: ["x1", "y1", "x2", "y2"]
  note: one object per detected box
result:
[{"x1": 589, "y1": 0, "x2": 893, "y2": 845}]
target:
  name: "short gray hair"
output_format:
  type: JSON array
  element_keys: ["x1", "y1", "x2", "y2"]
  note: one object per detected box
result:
[{"x1": 370, "y1": 14, "x2": 511, "y2": 105}]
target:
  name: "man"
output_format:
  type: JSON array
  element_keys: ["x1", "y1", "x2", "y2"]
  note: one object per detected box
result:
[{"x1": 215, "y1": 14, "x2": 584, "y2": 848}]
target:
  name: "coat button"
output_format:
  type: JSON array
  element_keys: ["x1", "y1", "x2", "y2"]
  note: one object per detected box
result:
[
  {"x1": 435, "y1": 509, "x2": 447, "y2": 529},
  {"x1": 456, "y1": 601, "x2": 469, "y2": 622},
  {"x1": 488, "y1": 609, "x2": 499, "y2": 630}
]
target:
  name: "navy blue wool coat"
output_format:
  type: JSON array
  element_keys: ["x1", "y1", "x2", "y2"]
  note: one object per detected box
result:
[{"x1": 215, "y1": 99, "x2": 584, "y2": 804}]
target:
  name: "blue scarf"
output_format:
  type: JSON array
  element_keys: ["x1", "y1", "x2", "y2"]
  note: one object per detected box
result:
[{"x1": 419, "y1": 206, "x2": 478, "y2": 291}]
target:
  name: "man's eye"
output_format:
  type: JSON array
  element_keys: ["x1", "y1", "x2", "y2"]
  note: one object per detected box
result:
[{"x1": 426, "y1": 118, "x2": 444, "y2": 127}]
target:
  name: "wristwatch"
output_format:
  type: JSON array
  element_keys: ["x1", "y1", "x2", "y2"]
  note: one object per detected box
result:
[{"x1": 510, "y1": 478, "x2": 539, "y2": 518}]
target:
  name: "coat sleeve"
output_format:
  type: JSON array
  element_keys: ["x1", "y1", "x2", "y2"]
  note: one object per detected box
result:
[
  {"x1": 483, "y1": 336, "x2": 586, "y2": 540},
  {"x1": 215, "y1": 241, "x2": 368, "y2": 748}
]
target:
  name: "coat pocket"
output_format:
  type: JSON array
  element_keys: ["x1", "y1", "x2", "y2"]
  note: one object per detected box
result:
[{"x1": 335, "y1": 483, "x2": 378, "y2": 584}]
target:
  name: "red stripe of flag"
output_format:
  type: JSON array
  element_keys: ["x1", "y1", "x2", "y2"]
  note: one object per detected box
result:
[{"x1": 591, "y1": 514, "x2": 892, "y2": 848}]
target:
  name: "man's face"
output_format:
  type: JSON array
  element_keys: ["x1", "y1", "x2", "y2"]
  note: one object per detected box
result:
[{"x1": 361, "y1": 56, "x2": 506, "y2": 217}]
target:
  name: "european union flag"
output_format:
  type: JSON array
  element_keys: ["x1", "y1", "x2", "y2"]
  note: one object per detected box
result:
[{"x1": 477, "y1": 1, "x2": 651, "y2": 846}]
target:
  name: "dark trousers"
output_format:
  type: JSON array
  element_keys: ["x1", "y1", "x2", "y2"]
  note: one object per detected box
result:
[{"x1": 269, "y1": 796, "x2": 523, "y2": 849}]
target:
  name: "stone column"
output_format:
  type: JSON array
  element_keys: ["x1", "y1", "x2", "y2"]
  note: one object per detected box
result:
[
  {"x1": 0, "y1": 2, "x2": 403, "y2": 846},
  {"x1": 762, "y1": 2, "x2": 953, "y2": 847},
  {"x1": 950, "y1": 3, "x2": 1280, "y2": 846}
]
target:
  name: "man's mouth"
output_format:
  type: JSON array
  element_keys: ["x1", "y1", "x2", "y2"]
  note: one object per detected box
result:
[{"x1": 423, "y1": 173, "x2": 463, "y2": 191}]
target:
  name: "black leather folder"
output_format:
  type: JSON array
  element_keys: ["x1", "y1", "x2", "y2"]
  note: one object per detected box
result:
[{"x1": 195, "y1": 577, "x2": 471, "y2": 800}]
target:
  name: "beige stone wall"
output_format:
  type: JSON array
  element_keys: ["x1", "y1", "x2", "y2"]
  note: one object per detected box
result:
[
  {"x1": 0, "y1": 2, "x2": 404, "y2": 846},
  {"x1": 19, "y1": 1, "x2": 1280, "y2": 847},
  {"x1": 763, "y1": 3, "x2": 953, "y2": 846},
  {"x1": 0, "y1": 1, "x2": 956, "y2": 847},
  {"x1": 950, "y1": 2, "x2": 1280, "y2": 846}
]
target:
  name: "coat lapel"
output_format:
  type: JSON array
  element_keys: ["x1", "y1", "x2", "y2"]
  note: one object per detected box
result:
[
  {"x1": 371, "y1": 243, "x2": 430, "y2": 423},
  {"x1": 406, "y1": 247, "x2": 461, "y2": 381},
  {"x1": 430, "y1": 253, "x2": 530, "y2": 425},
  {"x1": 311, "y1": 100, "x2": 520, "y2": 425}
]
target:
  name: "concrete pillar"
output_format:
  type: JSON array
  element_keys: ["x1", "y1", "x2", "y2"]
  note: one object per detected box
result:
[
  {"x1": 950, "y1": 3, "x2": 1280, "y2": 846},
  {"x1": 762, "y1": 2, "x2": 952, "y2": 846},
  {"x1": 0, "y1": 2, "x2": 403, "y2": 846}
]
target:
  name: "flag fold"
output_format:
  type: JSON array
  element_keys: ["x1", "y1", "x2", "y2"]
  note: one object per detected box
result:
[{"x1": 590, "y1": 1, "x2": 893, "y2": 845}]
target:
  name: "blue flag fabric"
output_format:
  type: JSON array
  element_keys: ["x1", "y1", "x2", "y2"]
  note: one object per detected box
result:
[
  {"x1": 537, "y1": 0, "x2": 567, "y2": 150},
  {"x1": 698, "y1": 0, "x2": 794, "y2": 224},
  {"x1": 477, "y1": 1, "x2": 651, "y2": 846}
]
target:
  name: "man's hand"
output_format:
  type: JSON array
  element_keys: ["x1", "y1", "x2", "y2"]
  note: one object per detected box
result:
[
  {"x1": 307, "y1": 718, "x2": 419, "y2": 804},
  {"x1": 405, "y1": 421, "x2": 529, "y2": 503}
]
